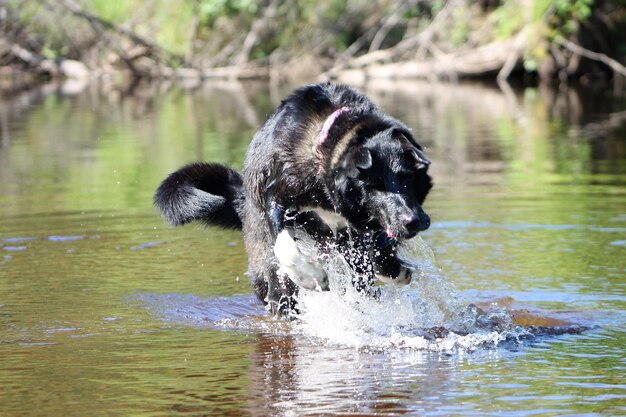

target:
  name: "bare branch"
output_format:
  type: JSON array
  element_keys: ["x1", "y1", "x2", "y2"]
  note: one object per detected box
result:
[
  {"x1": 555, "y1": 36, "x2": 626, "y2": 78},
  {"x1": 368, "y1": 1, "x2": 409, "y2": 53},
  {"x1": 235, "y1": 0, "x2": 280, "y2": 66},
  {"x1": 46, "y1": 0, "x2": 184, "y2": 66}
]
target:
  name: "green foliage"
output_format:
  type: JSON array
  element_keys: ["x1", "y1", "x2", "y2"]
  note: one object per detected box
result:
[
  {"x1": 430, "y1": 0, "x2": 445, "y2": 16},
  {"x1": 89, "y1": 0, "x2": 135, "y2": 23},
  {"x1": 146, "y1": 0, "x2": 196, "y2": 55},
  {"x1": 41, "y1": 44, "x2": 68, "y2": 60},
  {"x1": 9, "y1": 0, "x2": 92, "y2": 59},
  {"x1": 200, "y1": 0, "x2": 258, "y2": 25},
  {"x1": 555, "y1": 0, "x2": 593, "y2": 20},
  {"x1": 533, "y1": 0, "x2": 595, "y2": 35},
  {"x1": 89, "y1": 0, "x2": 197, "y2": 56},
  {"x1": 492, "y1": 1, "x2": 527, "y2": 40},
  {"x1": 449, "y1": 7, "x2": 470, "y2": 46},
  {"x1": 553, "y1": 0, "x2": 594, "y2": 33},
  {"x1": 7, "y1": 0, "x2": 625, "y2": 80},
  {"x1": 490, "y1": 0, "x2": 598, "y2": 74},
  {"x1": 523, "y1": 55, "x2": 539, "y2": 72},
  {"x1": 531, "y1": 0, "x2": 554, "y2": 21},
  {"x1": 493, "y1": 0, "x2": 594, "y2": 41}
]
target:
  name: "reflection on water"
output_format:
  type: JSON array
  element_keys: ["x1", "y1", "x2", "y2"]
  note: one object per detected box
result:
[{"x1": 0, "y1": 79, "x2": 625, "y2": 416}]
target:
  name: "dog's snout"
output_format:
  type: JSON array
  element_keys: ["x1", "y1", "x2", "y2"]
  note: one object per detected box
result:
[
  {"x1": 404, "y1": 216, "x2": 422, "y2": 235},
  {"x1": 404, "y1": 212, "x2": 430, "y2": 236}
]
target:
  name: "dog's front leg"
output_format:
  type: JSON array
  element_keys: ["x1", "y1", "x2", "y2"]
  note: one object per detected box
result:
[
  {"x1": 270, "y1": 206, "x2": 329, "y2": 292},
  {"x1": 273, "y1": 229, "x2": 328, "y2": 291},
  {"x1": 265, "y1": 267, "x2": 299, "y2": 317}
]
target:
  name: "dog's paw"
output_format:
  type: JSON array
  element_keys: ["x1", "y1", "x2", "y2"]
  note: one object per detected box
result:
[
  {"x1": 273, "y1": 230, "x2": 329, "y2": 291},
  {"x1": 375, "y1": 267, "x2": 412, "y2": 286}
]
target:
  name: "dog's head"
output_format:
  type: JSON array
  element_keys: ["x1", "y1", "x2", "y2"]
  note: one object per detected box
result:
[{"x1": 329, "y1": 126, "x2": 432, "y2": 240}]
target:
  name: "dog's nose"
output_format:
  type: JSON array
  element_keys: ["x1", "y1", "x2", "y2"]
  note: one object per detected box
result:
[
  {"x1": 404, "y1": 212, "x2": 430, "y2": 235},
  {"x1": 405, "y1": 217, "x2": 421, "y2": 235}
]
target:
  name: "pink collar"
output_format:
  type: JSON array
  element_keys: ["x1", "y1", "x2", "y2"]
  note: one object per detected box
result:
[{"x1": 319, "y1": 106, "x2": 351, "y2": 144}]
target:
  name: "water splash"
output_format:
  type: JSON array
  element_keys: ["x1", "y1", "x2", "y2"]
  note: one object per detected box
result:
[
  {"x1": 134, "y1": 236, "x2": 586, "y2": 352},
  {"x1": 292, "y1": 236, "x2": 530, "y2": 351}
]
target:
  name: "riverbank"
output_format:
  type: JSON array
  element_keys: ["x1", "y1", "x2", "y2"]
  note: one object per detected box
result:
[{"x1": 2, "y1": 0, "x2": 626, "y2": 88}]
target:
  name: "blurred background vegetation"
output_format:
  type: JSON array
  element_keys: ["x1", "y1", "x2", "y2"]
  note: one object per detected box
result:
[{"x1": 1, "y1": 0, "x2": 625, "y2": 85}]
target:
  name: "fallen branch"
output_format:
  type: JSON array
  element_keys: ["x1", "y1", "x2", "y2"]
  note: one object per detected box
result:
[
  {"x1": 497, "y1": 31, "x2": 528, "y2": 82},
  {"x1": 46, "y1": 0, "x2": 185, "y2": 66},
  {"x1": 329, "y1": 33, "x2": 526, "y2": 83},
  {"x1": 555, "y1": 36, "x2": 626, "y2": 78},
  {"x1": 325, "y1": 0, "x2": 461, "y2": 78},
  {"x1": 368, "y1": 1, "x2": 409, "y2": 53},
  {"x1": 235, "y1": 0, "x2": 280, "y2": 66},
  {"x1": 1, "y1": 40, "x2": 89, "y2": 79}
]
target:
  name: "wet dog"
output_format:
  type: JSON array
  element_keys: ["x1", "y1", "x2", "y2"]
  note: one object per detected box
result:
[{"x1": 155, "y1": 83, "x2": 432, "y2": 316}]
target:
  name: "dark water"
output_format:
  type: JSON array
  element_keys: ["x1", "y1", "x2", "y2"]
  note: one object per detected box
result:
[{"x1": 0, "y1": 80, "x2": 624, "y2": 416}]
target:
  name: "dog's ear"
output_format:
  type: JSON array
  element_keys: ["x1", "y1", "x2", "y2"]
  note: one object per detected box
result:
[{"x1": 404, "y1": 147, "x2": 430, "y2": 171}]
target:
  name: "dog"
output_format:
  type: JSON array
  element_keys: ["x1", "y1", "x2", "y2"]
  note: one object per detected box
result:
[{"x1": 155, "y1": 83, "x2": 432, "y2": 317}]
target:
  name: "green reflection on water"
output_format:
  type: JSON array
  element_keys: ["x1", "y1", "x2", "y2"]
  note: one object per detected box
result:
[
  {"x1": 0, "y1": 84, "x2": 264, "y2": 216},
  {"x1": 0, "y1": 80, "x2": 624, "y2": 416}
]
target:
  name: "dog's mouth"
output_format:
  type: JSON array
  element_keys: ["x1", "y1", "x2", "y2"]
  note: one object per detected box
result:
[
  {"x1": 398, "y1": 228, "x2": 419, "y2": 240},
  {"x1": 371, "y1": 228, "x2": 418, "y2": 250},
  {"x1": 384, "y1": 228, "x2": 419, "y2": 242},
  {"x1": 372, "y1": 211, "x2": 430, "y2": 242}
]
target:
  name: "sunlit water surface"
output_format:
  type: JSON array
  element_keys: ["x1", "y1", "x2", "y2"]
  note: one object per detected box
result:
[{"x1": 0, "y1": 80, "x2": 625, "y2": 416}]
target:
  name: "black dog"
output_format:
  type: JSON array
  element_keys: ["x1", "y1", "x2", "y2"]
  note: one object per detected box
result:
[{"x1": 155, "y1": 83, "x2": 432, "y2": 316}]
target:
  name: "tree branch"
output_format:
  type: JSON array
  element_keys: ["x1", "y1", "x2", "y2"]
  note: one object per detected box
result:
[
  {"x1": 47, "y1": 0, "x2": 184, "y2": 66},
  {"x1": 555, "y1": 36, "x2": 626, "y2": 78}
]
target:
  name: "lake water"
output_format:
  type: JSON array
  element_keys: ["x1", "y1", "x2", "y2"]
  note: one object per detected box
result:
[{"x1": 0, "y1": 79, "x2": 624, "y2": 416}]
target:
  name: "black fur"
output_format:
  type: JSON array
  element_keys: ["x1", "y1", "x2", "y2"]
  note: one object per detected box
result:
[
  {"x1": 154, "y1": 83, "x2": 432, "y2": 317},
  {"x1": 155, "y1": 162, "x2": 244, "y2": 229}
]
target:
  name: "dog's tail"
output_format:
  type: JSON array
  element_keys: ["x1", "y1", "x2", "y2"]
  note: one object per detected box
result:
[{"x1": 154, "y1": 162, "x2": 244, "y2": 229}]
